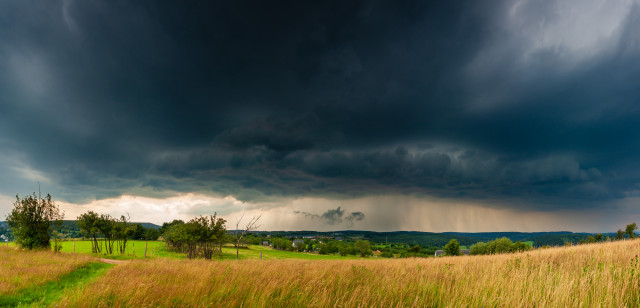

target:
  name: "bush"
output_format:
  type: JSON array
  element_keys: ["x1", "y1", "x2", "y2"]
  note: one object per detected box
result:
[
  {"x1": 443, "y1": 239, "x2": 461, "y2": 256},
  {"x1": 6, "y1": 193, "x2": 63, "y2": 250},
  {"x1": 469, "y1": 242, "x2": 488, "y2": 255},
  {"x1": 163, "y1": 215, "x2": 226, "y2": 259}
]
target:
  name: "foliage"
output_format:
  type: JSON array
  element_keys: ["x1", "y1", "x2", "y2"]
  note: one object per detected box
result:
[
  {"x1": 162, "y1": 215, "x2": 227, "y2": 259},
  {"x1": 77, "y1": 211, "x2": 102, "y2": 253},
  {"x1": 626, "y1": 223, "x2": 637, "y2": 239},
  {"x1": 354, "y1": 240, "x2": 372, "y2": 257},
  {"x1": 6, "y1": 193, "x2": 64, "y2": 250},
  {"x1": 470, "y1": 237, "x2": 531, "y2": 255},
  {"x1": 469, "y1": 242, "x2": 488, "y2": 255},
  {"x1": 443, "y1": 239, "x2": 461, "y2": 256}
]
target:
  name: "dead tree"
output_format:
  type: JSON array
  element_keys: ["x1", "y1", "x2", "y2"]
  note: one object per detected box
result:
[{"x1": 234, "y1": 213, "x2": 261, "y2": 260}]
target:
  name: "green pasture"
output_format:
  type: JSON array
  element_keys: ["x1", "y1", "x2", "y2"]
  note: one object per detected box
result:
[
  {"x1": 219, "y1": 244, "x2": 360, "y2": 260},
  {"x1": 5, "y1": 240, "x2": 360, "y2": 260}
]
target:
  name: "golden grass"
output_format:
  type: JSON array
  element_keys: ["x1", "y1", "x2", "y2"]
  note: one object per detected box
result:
[
  {"x1": 56, "y1": 239, "x2": 640, "y2": 307},
  {"x1": 0, "y1": 246, "x2": 94, "y2": 295}
]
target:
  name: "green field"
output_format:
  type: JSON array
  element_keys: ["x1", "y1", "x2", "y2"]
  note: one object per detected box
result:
[{"x1": 6, "y1": 240, "x2": 361, "y2": 260}]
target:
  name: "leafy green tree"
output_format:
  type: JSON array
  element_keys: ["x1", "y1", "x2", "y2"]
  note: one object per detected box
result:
[
  {"x1": 469, "y1": 242, "x2": 488, "y2": 255},
  {"x1": 594, "y1": 233, "x2": 603, "y2": 242},
  {"x1": 408, "y1": 245, "x2": 421, "y2": 253},
  {"x1": 380, "y1": 251, "x2": 394, "y2": 258},
  {"x1": 97, "y1": 214, "x2": 115, "y2": 254},
  {"x1": 6, "y1": 193, "x2": 63, "y2": 250},
  {"x1": 160, "y1": 219, "x2": 185, "y2": 236},
  {"x1": 144, "y1": 228, "x2": 160, "y2": 240},
  {"x1": 443, "y1": 239, "x2": 461, "y2": 256},
  {"x1": 354, "y1": 240, "x2": 372, "y2": 257},
  {"x1": 626, "y1": 223, "x2": 637, "y2": 239},
  {"x1": 77, "y1": 211, "x2": 102, "y2": 253},
  {"x1": 513, "y1": 241, "x2": 531, "y2": 252},
  {"x1": 492, "y1": 237, "x2": 514, "y2": 253},
  {"x1": 114, "y1": 215, "x2": 135, "y2": 254},
  {"x1": 617, "y1": 229, "x2": 625, "y2": 240}
]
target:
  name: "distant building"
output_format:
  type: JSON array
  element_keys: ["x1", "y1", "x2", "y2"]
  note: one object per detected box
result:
[
  {"x1": 461, "y1": 249, "x2": 470, "y2": 255},
  {"x1": 262, "y1": 241, "x2": 269, "y2": 246}
]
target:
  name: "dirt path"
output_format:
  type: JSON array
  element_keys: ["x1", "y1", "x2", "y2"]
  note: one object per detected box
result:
[{"x1": 99, "y1": 258, "x2": 128, "y2": 264}]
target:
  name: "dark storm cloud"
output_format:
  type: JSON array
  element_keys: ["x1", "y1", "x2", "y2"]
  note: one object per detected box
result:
[
  {"x1": 294, "y1": 206, "x2": 364, "y2": 226},
  {"x1": 1, "y1": 0, "x2": 640, "y2": 212}
]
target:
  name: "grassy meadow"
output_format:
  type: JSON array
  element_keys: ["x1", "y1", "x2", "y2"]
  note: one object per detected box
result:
[
  {"x1": 0, "y1": 246, "x2": 94, "y2": 295},
  {"x1": 7, "y1": 240, "x2": 359, "y2": 261},
  {"x1": 52, "y1": 239, "x2": 640, "y2": 307}
]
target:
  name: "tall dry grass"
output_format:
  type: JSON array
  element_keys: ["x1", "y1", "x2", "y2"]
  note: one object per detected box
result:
[
  {"x1": 58, "y1": 239, "x2": 640, "y2": 307},
  {"x1": 0, "y1": 246, "x2": 94, "y2": 295}
]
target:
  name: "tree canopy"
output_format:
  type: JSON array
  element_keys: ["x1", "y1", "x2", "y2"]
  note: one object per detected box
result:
[{"x1": 6, "y1": 193, "x2": 63, "y2": 250}]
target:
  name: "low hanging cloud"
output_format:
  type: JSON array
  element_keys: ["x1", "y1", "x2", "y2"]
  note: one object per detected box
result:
[{"x1": 294, "y1": 206, "x2": 366, "y2": 226}]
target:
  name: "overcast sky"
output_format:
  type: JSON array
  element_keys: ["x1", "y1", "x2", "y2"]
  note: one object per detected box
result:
[{"x1": 1, "y1": 0, "x2": 640, "y2": 232}]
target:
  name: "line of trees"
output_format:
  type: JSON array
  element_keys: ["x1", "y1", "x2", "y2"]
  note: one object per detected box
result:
[
  {"x1": 469, "y1": 237, "x2": 531, "y2": 255},
  {"x1": 162, "y1": 215, "x2": 227, "y2": 259},
  {"x1": 77, "y1": 211, "x2": 135, "y2": 255}
]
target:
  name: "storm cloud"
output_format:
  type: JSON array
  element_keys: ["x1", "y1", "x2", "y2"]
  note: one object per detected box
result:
[
  {"x1": 295, "y1": 206, "x2": 365, "y2": 226},
  {"x1": 1, "y1": 0, "x2": 640, "y2": 229}
]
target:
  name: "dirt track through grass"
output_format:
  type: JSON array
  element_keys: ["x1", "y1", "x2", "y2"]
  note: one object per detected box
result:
[{"x1": 0, "y1": 262, "x2": 113, "y2": 307}]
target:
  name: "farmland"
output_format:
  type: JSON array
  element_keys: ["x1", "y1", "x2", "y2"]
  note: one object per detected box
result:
[
  {"x1": 7, "y1": 240, "x2": 361, "y2": 260},
  {"x1": 3, "y1": 239, "x2": 640, "y2": 306}
]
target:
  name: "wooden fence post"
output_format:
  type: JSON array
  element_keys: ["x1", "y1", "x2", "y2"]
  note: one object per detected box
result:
[
  {"x1": 145, "y1": 242, "x2": 148, "y2": 258},
  {"x1": 133, "y1": 242, "x2": 135, "y2": 257},
  {"x1": 260, "y1": 251, "x2": 262, "y2": 260},
  {"x1": 73, "y1": 240, "x2": 76, "y2": 253}
]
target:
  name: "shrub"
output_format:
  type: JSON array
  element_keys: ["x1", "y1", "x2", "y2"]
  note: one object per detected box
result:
[
  {"x1": 443, "y1": 239, "x2": 461, "y2": 256},
  {"x1": 6, "y1": 193, "x2": 63, "y2": 250}
]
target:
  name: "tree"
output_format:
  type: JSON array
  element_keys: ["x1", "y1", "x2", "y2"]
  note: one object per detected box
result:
[
  {"x1": 594, "y1": 233, "x2": 603, "y2": 242},
  {"x1": 492, "y1": 237, "x2": 514, "y2": 253},
  {"x1": 6, "y1": 193, "x2": 63, "y2": 250},
  {"x1": 617, "y1": 229, "x2": 625, "y2": 240},
  {"x1": 77, "y1": 211, "x2": 102, "y2": 253},
  {"x1": 159, "y1": 219, "x2": 185, "y2": 236},
  {"x1": 233, "y1": 213, "x2": 261, "y2": 260},
  {"x1": 443, "y1": 239, "x2": 461, "y2": 256},
  {"x1": 52, "y1": 219, "x2": 64, "y2": 253},
  {"x1": 97, "y1": 214, "x2": 115, "y2": 254},
  {"x1": 408, "y1": 245, "x2": 421, "y2": 253},
  {"x1": 189, "y1": 214, "x2": 227, "y2": 259},
  {"x1": 469, "y1": 242, "x2": 488, "y2": 255},
  {"x1": 114, "y1": 215, "x2": 134, "y2": 254},
  {"x1": 354, "y1": 240, "x2": 372, "y2": 257},
  {"x1": 626, "y1": 223, "x2": 637, "y2": 239}
]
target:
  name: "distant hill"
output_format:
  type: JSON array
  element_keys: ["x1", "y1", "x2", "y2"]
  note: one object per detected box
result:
[
  {"x1": 0, "y1": 220, "x2": 161, "y2": 240},
  {"x1": 259, "y1": 230, "x2": 592, "y2": 248}
]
